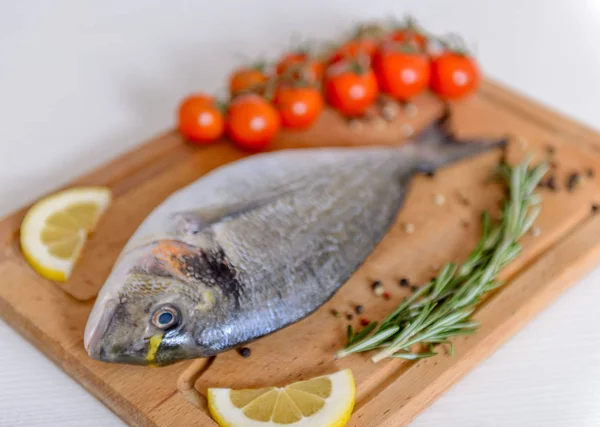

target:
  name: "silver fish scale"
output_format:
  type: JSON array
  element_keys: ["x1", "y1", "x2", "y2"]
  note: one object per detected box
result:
[
  {"x1": 201, "y1": 150, "x2": 410, "y2": 346},
  {"x1": 124, "y1": 149, "x2": 403, "y2": 247},
  {"x1": 98, "y1": 148, "x2": 411, "y2": 353},
  {"x1": 85, "y1": 116, "x2": 507, "y2": 364}
]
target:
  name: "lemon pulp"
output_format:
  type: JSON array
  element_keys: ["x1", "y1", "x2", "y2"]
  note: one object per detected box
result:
[
  {"x1": 208, "y1": 369, "x2": 355, "y2": 427},
  {"x1": 20, "y1": 186, "x2": 112, "y2": 281}
]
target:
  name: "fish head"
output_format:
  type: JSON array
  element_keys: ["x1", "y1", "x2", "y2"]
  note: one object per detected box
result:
[{"x1": 85, "y1": 240, "x2": 226, "y2": 366}]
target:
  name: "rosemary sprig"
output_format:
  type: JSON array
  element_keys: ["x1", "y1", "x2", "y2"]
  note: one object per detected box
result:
[{"x1": 337, "y1": 158, "x2": 548, "y2": 362}]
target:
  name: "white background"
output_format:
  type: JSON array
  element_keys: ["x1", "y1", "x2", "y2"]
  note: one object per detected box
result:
[{"x1": 1, "y1": 1, "x2": 600, "y2": 426}]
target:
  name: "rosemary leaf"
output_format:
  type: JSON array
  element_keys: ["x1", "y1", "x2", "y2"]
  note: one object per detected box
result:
[
  {"x1": 346, "y1": 325, "x2": 354, "y2": 345},
  {"x1": 348, "y1": 321, "x2": 377, "y2": 346},
  {"x1": 519, "y1": 206, "x2": 541, "y2": 238},
  {"x1": 336, "y1": 326, "x2": 399, "y2": 358},
  {"x1": 337, "y1": 158, "x2": 548, "y2": 363},
  {"x1": 390, "y1": 351, "x2": 437, "y2": 360}
]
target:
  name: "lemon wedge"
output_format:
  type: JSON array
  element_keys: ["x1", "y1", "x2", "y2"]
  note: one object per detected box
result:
[
  {"x1": 20, "y1": 186, "x2": 112, "y2": 282},
  {"x1": 208, "y1": 369, "x2": 355, "y2": 427}
]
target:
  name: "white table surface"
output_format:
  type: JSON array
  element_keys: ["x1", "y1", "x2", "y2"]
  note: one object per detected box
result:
[{"x1": 1, "y1": 1, "x2": 600, "y2": 426}]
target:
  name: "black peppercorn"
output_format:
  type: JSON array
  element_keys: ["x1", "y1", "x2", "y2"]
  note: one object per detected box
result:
[
  {"x1": 238, "y1": 347, "x2": 251, "y2": 358},
  {"x1": 567, "y1": 173, "x2": 581, "y2": 191}
]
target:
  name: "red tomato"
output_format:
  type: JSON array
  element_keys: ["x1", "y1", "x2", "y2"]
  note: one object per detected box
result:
[
  {"x1": 275, "y1": 85, "x2": 324, "y2": 129},
  {"x1": 325, "y1": 62, "x2": 379, "y2": 116},
  {"x1": 226, "y1": 94, "x2": 280, "y2": 150},
  {"x1": 430, "y1": 52, "x2": 480, "y2": 99},
  {"x1": 389, "y1": 30, "x2": 428, "y2": 51},
  {"x1": 178, "y1": 95, "x2": 224, "y2": 144},
  {"x1": 276, "y1": 52, "x2": 306, "y2": 75},
  {"x1": 276, "y1": 53, "x2": 324, "y2": 83},
  {"x1": 229, "y1": 66, "x2": 268, "y2": 96},
  {"x1": 374, "y1": 48, "x2": 430, "y2": 100},
  {"x1": 329, "y1": 39, "x2": 379, "y2": 65}
]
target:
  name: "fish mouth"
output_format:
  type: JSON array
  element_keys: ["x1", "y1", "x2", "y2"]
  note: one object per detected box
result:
[
  {"x1": 85, "y1": 298, "x2": 118, "y2": 359},
  {"x1": 85, "y1": 299, "x2": 153, "y2": 365},
  {"x1": 84, "y1": 298, "x2": 166, "y2": 366}
]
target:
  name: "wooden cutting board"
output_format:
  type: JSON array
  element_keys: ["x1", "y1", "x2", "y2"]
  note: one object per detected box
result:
[{"x1": 2, "y1": 80, "x2": 600, "y2": 427}]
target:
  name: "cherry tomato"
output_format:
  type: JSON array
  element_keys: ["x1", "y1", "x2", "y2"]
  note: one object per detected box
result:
[
  {"x1": 329, "y1": 22, "x2": 387, "y2": 65},
  {"x1": 329, "y1": 39, "x2": 379, "y2": 65},
  {"x1": 389, "y1": 30, "x2": 428, "y2": 51},
  {"x1": 178, "y1": 95, "x2": 224, "y2": 144},
  {"x1": 374, "y1": 47, "x2": 430, "y2": 101},
  {"x1": 325, "y1": 61, "x2": 379, "y2": 116},
  {"x1": 226, "y1": 94, "x2": 280, "y2": 150},
  {"x1": 430, "y1": 52, "x2": 480, "y2": 99},
  {"x1": 276, "y1": 52, "x2": 306, "y2": 75},
  {"x1": 276, "y1": 53, "x2": 324, "y2": 84},
  {"x1": 275, "y1": 85, "x2": 324, "y2": 129},
  {"x1": 229, "y1": 66, "x2": 268, "y2": 96}
]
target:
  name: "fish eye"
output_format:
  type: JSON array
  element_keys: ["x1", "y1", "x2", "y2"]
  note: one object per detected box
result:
[{"x1": 151, "y1": 305, "x2": 180, "y2": 330}]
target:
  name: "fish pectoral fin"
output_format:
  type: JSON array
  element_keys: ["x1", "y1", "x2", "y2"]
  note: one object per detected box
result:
[
  {"x1": 172, "y1": 193, "x2": 290, "y2": 233},
  {"x1": 413, "y1": 107, "x2": 508, "y2": 172}
]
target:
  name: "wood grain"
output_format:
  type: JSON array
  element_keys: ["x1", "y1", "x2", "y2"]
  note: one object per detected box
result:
[{"x1": 1, "y1": 80, "x2": 600, "y2": 426}]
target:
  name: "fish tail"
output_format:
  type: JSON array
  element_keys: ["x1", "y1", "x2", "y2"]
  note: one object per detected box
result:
[{"x1": 411, "y1": 108, "x2": 508, "y2": 173}]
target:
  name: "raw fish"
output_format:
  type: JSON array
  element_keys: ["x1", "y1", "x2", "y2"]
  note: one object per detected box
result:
[{"x1": 84, "y1": 112, "x2": 505, "y2": 366}]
